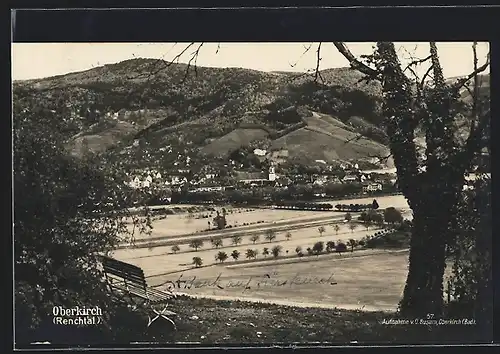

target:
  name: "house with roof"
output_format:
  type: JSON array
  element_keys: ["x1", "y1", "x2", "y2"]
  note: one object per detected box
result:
[
  {"x1": 127, "y1": 176, "x2": 141, "y2": 189},
  {"x1": 313, "y1": 175, "x2": 328, "y2": 186},
  {"x1": 328, "y1": 176, "x2": 343, "y2": 184},
  {"x1": 362, "y1": 182, "x2": 382, "y2": 193},
  {"x1": 190, "y1": 186, "x2": 225, "y2": 193},
  {"x1": 343, "y1": 174, "x2": 358, "y2": 183},
  {"x1": 253, "y1": 148, "x2": 267, "y2": 156},
  {"x1": 275, "y1": 176, "x2": 291, "y2": 187},
  {"x1": 234, "y1": 170, "x2": 275, "y2": 187}
]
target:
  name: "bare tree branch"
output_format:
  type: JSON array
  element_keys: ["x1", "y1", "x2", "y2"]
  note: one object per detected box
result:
[
  {"x1": 459, "y1": 42, "x2": 490, "y2": 169},
  {"x1": 403, "y1": 55, "x2": 432, "y2": 74},
  {"x1": 464, "y1": 83, "x2": 474, "y2": 101},
  {"x1": 289, "y1": 43, "x2": 313, "y2": 68},
  {"x1": 452, "y1": 50, "x2": 490, "y2": 92},
  {"x1": 419, "y1": 66, "x2": 433, "y2": 89},
  {"x1": 421, "y1": 42, "x2": 461, "y2": 168},
  {"x1": 282, "y1": 70, "x2": 316, "y2": 85},
  {"x1": 314, "y1": 43, "x2": 325, "y2": 84},
  {"x1": 122, "y1": 42, "x2": 208, "y2": 106},
  {"x1": 282, "y1": 43, "x2": 323, "y2": 86},
  {"x1": 460, "y1": 108, "x2": 490, "y2": 165},
  {"x1": 332, "y1": 42, "x2": 380, "y2": 78},
  {"x1": 127, "y1": 42, "x2": 195, "y2": 82},
  {"x1": 471, "y1": 42, "x2": 480, "y2": 119},
  {"x1": 181, "y1": 43, "x2": 204, "y2": 82},
  {"x1": 405, "y1": 65, "x2": 420, "y2": 86},
  {"x1": 124, "y1": 42, "x2": 211, "y2": 86},
  {"x1": 399, "y1": 48, "x2": 432, "y2": 103}
]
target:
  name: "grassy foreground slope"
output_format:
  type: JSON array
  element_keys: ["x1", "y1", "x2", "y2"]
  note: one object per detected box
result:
[
  {"x1": 22, "y1": 295, "x2": 483, "y2": 345},
  {"x1": 161, "y1": 296, "x2": 485, "y2": 344}
]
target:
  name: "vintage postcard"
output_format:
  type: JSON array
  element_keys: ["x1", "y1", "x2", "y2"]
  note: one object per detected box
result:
[{"x1": 12, "y1": 9, "x2": 492, "y2": 348}]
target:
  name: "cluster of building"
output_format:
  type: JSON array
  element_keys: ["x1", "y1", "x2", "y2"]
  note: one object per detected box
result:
[
  {"x1": 311, "y1": 172, "x2": 386, "y2": 192},
  {"x1": 126, "y1": 169, "x2": 179, "y2": 189},
  {"x1": 125, "y1": 162, "x2": 395, "y2": 197},
  {"x1": 126, "y1": 169, "x2": 218, "y2": 190}
]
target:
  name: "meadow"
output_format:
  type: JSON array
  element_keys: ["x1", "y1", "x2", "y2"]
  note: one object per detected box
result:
[
  {"x1": 147, "y1": 250, "x2": 410, "y2": 312},
  {"x1": 122, "y1": 194, "x2": 410, "y2": 242},
  {"x1": 111, "y1": 194, "x2": 417, "y2": 312}
]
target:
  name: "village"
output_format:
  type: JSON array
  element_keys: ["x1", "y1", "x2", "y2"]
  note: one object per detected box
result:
[{"x1": 125, "y1": 146, "x2": 396, "y2": 203}]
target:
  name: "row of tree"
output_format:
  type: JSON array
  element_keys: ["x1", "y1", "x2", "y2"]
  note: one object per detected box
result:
[
  {"x1": 192, "y1": 237, "x2": 364, "y2": 268},
  {"x1": 355, "y1": 206, "x2": 403, "y2": 226},
  {"x1": 295, "y1": 239, "x2": 358, "y2": 257},
  {"x1": 170, "y1": 228, "x2": 292, "y2": 254},
  {"x1": 362, "y1": 230, "x2": 410, "y2": 249},
  {"x1": 171, "y1": 209, "x2": 403, "y2": 256},
  {"x1": 335, "y1": 199, "x2": 379, "y2": 212},
  {"x1": 212, "y1": 245, "x2": 285, "y2": 264},
  {"x1": 273, "y1": 202, "x2": 333, "y2": 210}
]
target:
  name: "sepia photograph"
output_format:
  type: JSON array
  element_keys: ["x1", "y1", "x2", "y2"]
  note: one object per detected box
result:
[{"x1": 13, "y1": 38, "x2": 491, "y2": 347}]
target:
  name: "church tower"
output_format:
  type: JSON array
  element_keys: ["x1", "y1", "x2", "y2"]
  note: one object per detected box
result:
[{"x1": 268, "y1": 165, "x2": 276, "y2": 182}]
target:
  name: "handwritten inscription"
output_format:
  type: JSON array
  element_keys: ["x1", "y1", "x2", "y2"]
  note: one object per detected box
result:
[{"x1": 158, "y1": 273, "x2": 337, "y2": 293}]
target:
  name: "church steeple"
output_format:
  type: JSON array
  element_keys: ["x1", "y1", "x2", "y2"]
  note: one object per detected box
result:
[{"x1": 268, "y1": 164, "x2": 276, "y2": 181}]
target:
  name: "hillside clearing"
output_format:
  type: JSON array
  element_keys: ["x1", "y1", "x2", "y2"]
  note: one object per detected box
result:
[{"x1": 201, "y1": 128, "x2": 270, "y2": 156}]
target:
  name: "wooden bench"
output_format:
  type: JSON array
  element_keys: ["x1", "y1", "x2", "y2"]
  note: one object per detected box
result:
[{"x1": 99, "y1": 256, "x2": 177, "y2": 329}]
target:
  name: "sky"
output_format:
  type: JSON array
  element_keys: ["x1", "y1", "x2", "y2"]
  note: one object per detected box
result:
[{"x1": 11, "y1": 42, "x2": 490, "y2": 81}]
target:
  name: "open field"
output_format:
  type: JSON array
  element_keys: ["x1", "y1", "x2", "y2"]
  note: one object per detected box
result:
[
  {"x1": 114, "y1": 222, "x2": 387, "y2": 270},
  {"x1": 111, "y1": 194, "x2": 414, "y2": 312},
  {"x1": 270, "y1": 114, "x2": 389, "y2": 161},
  {"x1": 125, "y1": 208, "x2": 339, "y2": 241},
  {"x1": 122, "y1": 213, "x2": 360, "y2": 249},
  {"x1": 114, "y1": 246, "x2": 419, "y2": 312},
  {"x1": 201, "y1": 128, "x2": 270, "y2": 156},
  {"x1": 146, "y1": 251, "x2": 410, "y2": 312},
  {"x1": 118, "y1": 247, "x2": 453, "y2": 314},
  {"x1": 114, "y1": 194, "x2": 411, "y2": 273},
  {"x1": 123, "y1": 194, "x2": 410, "y2": 243}
]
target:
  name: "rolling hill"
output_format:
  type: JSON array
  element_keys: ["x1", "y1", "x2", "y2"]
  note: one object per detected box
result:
[
  {"x1": 270, "y1": 112, "x2": 389, "y2": 162},
  {"x1": 13, "y1": 58, "x2": 488, "y2": 172},
  {"x1": 201, "y1": 128, "x2": 271, "y2": 156}
]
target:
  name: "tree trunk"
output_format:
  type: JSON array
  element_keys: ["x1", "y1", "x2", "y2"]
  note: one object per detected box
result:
[
  {"x1": 400, "y1": 179, "x2": 462, "y2": 316},
  {"x1": 473, "y1": 178, "x2": 492, "y2": 338},
  {"x1": 400, "y1": 210, "x2": 446, "y2": 316},
  {"x1": 333, "y1": 41, "x2": 489, "y2": 318}
]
